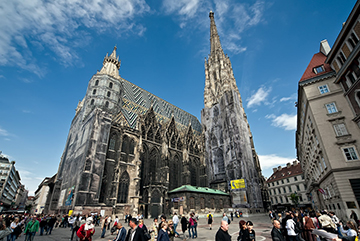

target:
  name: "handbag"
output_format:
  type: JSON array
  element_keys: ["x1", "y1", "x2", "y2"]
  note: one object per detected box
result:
[{"x1": 144, "y1": 229, "x2": 151, "y2": 240}]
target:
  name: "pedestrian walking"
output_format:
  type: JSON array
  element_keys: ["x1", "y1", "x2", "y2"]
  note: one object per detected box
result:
[
  {"x1": 110, "y1": 222, "x2": 126, "y2": 241},
  {"x1": 77, "y1": 217, "x2": 95, "y2": 241},
  {"x1": 271, "y1": 220, "x2": 285, "y2": 241},
  {"x1": 172, "y1": 213, "x2": 179, "y2": 236},
  {"x1": 206, "y1": 211, "x2": 213, "y2": 230},
  {"x1": 215, "y1": 220, "x2": 231, "y2": 241},
  {"x1": 24, "y1": 215, "x2": 39, "y2": 241}
]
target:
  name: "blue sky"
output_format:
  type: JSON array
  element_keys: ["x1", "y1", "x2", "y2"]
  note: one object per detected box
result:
[{"x1": 0, "y1": 0, "x2": 356, "y2": 195}]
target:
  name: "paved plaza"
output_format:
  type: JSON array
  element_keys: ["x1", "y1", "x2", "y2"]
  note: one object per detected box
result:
[{"x1": 19, "y1": 213, "x2": 273, "y2": 241}]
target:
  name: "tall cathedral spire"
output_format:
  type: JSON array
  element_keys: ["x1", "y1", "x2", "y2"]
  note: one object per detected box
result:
[
  {"x1": 204, "y1": 11, "x2": 240, "y2": 108},
  {"x1": 99, "y1": 46, "x2": 121, "y2": 78}
]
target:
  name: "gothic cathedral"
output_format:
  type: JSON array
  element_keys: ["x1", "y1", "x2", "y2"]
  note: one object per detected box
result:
[{"x1": 48, "y1": 12, "x2": 265, "y2": 218}]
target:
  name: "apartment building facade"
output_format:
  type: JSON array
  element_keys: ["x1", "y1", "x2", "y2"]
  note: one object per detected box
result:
[
  {"x1": 296, "y1": 38, "x2": 360, "y2": 220},
  {"x1": 0, "y1": 153, "x2": 21, "y2": 211},
  {"x1": 267, "y1": 161, "x2": 311, "y2": 210}
]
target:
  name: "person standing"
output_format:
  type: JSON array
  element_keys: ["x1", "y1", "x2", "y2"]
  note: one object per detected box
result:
[
  {"x1": 188, "y1": 214, "x2": 195, "y2": 239},
  {"x1": 157, "y1": 222, "x2": 170, "y2": 241},
  {"x1": 271, "y1": 220, "x2": 285, "y2": 241},
  {"x1": 180, "y1": 215, "x2": 187, "y2": 240},
  {"x1": 101, "y1": 216, "x2": 108, "y2": 238},
  {"x1": 285, "y1": 214, "x2": 297, "y2": 241},
  {"x1": 124, "y1": 218, "x2": 146, "y2": 241},
  {"x1": 8, "y1": 217, "x2": 20, "y2": 241},
  {"x1": 110, "y1": 222, "x2": 126, "y2": 241},
  {"x1": 77, "y1": 217, "x2": 95, "y2": 241},
  {"x1": 215, "y1": 220, "x2": 231, "y2": 241},
  {"x1": 206, "y1": 211, "x2": 213, "y2": 230},
  {"x1": 172, "y1": 213, "x2": 179, "y2": 237},
  {"x1": 71, "y1": 214, "x2": 81, "y2": 241},
  {"x1": 222, "y1": 213, "x2": 229, "y2": 224},
  {"x1": 237, "y1": 220, "x2": 248, "y2": 241},
  {"x1": 350, "y1": 211, "x2": 358, "y2": 226},
  {"x1": 230, "y1": 212, "x2": 234, "y2": 222},
  {"x1": 39, "y1": 216, "x2": 47, "y2": 236},
  {"x1": 24, "y1": 215, "x2": 39, "y2": 241}
]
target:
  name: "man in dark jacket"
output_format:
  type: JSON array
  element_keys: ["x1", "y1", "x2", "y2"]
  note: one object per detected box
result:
[
  {"x1": 112, "y1": 222, "x2": 127, "y2": 241},
  {"x1": 215, "y1": 220, "x2": 231, "y2": 241},
  {"x1": 271, "y1": 220, "x2": 286, "y2": 241},
  {"x1": 125, "y1": 218, "x2": 146, "y2": 241}
]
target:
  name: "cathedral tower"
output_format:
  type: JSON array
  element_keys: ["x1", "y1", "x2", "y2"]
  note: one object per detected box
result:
[{"x1": 201, "y1": 11, "x2": 263, "y2": 209}]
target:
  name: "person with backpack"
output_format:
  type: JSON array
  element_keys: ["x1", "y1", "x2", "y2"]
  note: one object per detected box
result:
[
  {"x1": 206, "y1": 211, "x2": 213, "y2": 230},
  {"x1": 24, "y1": 215, "x2": 39, "y2": 241}
]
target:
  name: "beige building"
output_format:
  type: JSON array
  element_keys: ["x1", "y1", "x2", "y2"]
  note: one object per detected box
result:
[
  {"x1": 33, "y1": 177, "x2": 51, "y2": 214},
  {"x1": 296, "y1": 38, "x2": 360, "y2": 220},
  {"x1": 267, "y1": 161, "x2": 311, "y2": 210}
]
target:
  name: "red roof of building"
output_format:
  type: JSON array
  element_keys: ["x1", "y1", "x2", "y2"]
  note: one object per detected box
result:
[
  {"x1": 299, "y1": 52, "x2": 333, "y2": 82},
  {"x1": 267, "y1": 162, "x2": 303, "y2": 183}
]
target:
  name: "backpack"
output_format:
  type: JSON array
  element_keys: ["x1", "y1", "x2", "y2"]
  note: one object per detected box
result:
[
  {"x1": 228, "y1": 218, "x2": 231, "y2": 225},
  {"x1": 208, "y1": 215, "x2": 212, "y2": 221}
]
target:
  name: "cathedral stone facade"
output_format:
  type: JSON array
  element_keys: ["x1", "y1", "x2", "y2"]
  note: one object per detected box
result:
[
  {"x1": 201, "y1": 12, "x2": 263, "y2": 209},
  {"x1": 48, "y1": 12, "x2": 265, "y2": 218}
]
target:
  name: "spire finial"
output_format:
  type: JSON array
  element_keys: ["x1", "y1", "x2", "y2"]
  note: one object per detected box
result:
[{"x1": 209, "y1": 11, "x2": 223, "y2": 56}]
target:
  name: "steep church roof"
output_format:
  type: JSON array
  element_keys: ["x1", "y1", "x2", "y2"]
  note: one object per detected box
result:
[{"x1": 168, "y1": 185, "x2": 229, "y2": 196}]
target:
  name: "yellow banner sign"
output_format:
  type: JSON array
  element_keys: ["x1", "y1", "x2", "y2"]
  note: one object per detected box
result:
[{"x1": 231, "y1": 179, "x2": 246, "y2": 189}]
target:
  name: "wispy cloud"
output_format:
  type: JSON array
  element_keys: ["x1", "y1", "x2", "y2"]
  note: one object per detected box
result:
[
  {"x1": 266, "y1": 113, "x2": 297, "y2": 131},
  {"x1": 161, "y1": 0, "x2": 266, "y2": 54},
  {"x1": 22, "y1": 110, "x2": 32, "y2": 114},
  {"x1": 280, "y1": 93, "x2": 297, "y2": 102},
  {"x1": 0, "y1": 127, "x2": 10, "y2": 136},
  {"x1": 258, "y1": 154, "x2": 296, "y2": 171},
  {"x1": 0, "y1": 0, "x2": 150, "y2": 76},
  {"x1": 247, "y1": 86, "x2": 271, "y2": 108}
]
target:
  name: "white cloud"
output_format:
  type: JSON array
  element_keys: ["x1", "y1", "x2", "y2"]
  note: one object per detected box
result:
[
  {"x1": 266, "y1": 113, "x2": 297, "y2": 131},
  {"x1": 247, "y1": 86, "x2": 271, "y2": 108},
  {"x1": 0, "y1": 0, "x2": 150, "y2": 76},
  {"x1": 258, "y1": 154, "x2": 296, "y2": 171},
  {"x1": 0, "y1": 127, "x2": 9, "y2": 136},
  {"x1": 280, "y1": 93, "x2": 297, "y2": 102},
  {"x1": 161, "y1": 0, "x2": 266, "y2": 54}
]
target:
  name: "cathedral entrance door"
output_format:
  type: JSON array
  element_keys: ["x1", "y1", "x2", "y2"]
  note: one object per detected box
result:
[{"x1": 150, "y1": 204, "x2": 160, "y2": 219}]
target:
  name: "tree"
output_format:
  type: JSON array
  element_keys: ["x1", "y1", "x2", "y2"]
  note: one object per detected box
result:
[{"x1": 289, "y1": 192, "x2": 300, "y2": 207}]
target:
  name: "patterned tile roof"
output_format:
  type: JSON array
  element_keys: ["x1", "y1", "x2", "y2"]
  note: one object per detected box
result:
[
  {"x1": 266, "y1": 162, "x2": 303, "y2": 183},
  {"x1": 299, "y1": 52, "x2": 333, "y2": 82},
  {"x1": 116, "y1": 78, "x2": 202, "y2": 134},
  {"x1": 168, "y1": 185, "x2": 229, "y2": 196}
]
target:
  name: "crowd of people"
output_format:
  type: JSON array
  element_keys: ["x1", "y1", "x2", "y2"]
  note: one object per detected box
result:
[{"x1": 269, "y1": 210, "x2": 360, "y2": 241}]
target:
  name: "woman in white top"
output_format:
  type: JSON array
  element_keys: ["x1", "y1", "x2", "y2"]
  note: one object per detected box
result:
[
  {"x1": 285, "y1": 215, "x2": 297, "y2": 241},
  {"x1": 339, "y1": 221, "x2": 358, "y2": 237},
  {"x1": 8, "y1": 217, "x2": 20, "y2": 241}
]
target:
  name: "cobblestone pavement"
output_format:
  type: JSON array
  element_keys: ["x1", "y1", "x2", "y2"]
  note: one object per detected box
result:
[{"x1": 23, "y1": 213, "x2": 273, "y2": 241}]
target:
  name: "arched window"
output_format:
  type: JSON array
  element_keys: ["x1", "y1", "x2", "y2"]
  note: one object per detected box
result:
[
  {"x1": 149, "y1": 149, "x2": 158, "y2": 183},
  {"x1": 190, "y1": 160, "x2": 197, "y2": 186},
  {"x1": 95, "y1": 80, "x2": 99, "y2": 86},
  {"x1": 108, "y1": 135, "x2": 116, "y2": 150},
  {"x1": 141, "y1": 126, "x2": 146, "y2": 139},
  {"x1": 189, "y1": 197, "x2": 195, "y2": 209},
  {"x1": 171, "y1": 136, "x2": 176, "y2": 148},
  {"x1": 355, "y1": 90, "x2": 360, "y2": 108},
  {"x1": 105, "y1": 101, "x2": 109, "y2": 108},
  {"x1": 129, "y1": 139, "x2": 135, "y2": 154},
  {"x1": 92, "y1": 89, "x2": 96, "y2": 95},
  {"x1": 200, "y1": 198, "x2": 205, "y2": 209},
  {"x1": 107, "y1": 91, "x2": 111, "y2": 97},
  {"x1": 210, "y1": 198, "x2": 215, "y2": 209},
  {"x1": 90, "y1": 99, "x2": 94, "y2": 105},
  {"x1": 151, "y1": 190, "x2": 161, "y2": 203},
  {"x1": 147, "y1": 128, "x2": 153, "y2": 141},
  {"x1": 109, "y1": 82, "x2": 113, "y2": 88},
  {"x1": 122, "y1": 135, "x2": 129, "y2": 153},
  {"x1": 155, "y1": 131, "x2": 162, "y2": 144},
  {"x1": 219, "y1": 199, "x2": 223, "y2": 209},
  {"x1": 117, "y1": 171, "x2": 130, "y2": 203},
  {"x1": 169, "y1": 155, "x2": 180, "y2": 190}
]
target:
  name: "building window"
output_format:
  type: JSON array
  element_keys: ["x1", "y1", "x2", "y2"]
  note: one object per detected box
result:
[
  {"x1": 92, "y1": 89, "x2": 96, "y2": 95},
  {"x1": 90, "y1": 99, "x2": 94, "y2": 105},
  {"x1": 283, "y1": 187, "x2": 286, "y2": 193},
  {"x1": 109, "y1": 82, "x2": 113, "y2": 88},
  {"x1": 107, "y1": 91, "x2": 111, "y2": 97},
  {"x1": 95, "y1": 80, "x2": 99, "y2": 86},
  {"x1": 342, "y1": 147, "x2": 359, "y2": 161},
  {"x1": 318, "y1": 85, "x2": 329, "y2": 94},
  {"x1": 318, "y1": 161, "x2": 323, "y2": 173},
  {"x1": 355, "y1": 91, "x2": 360, "y2": 109},
  {"x1": 339, "y1": 51, "x2": 346, "y2": 63},
  {"x1": 287, "y1": 178, "x2": 290, "y2": 183},
  {"x1": 210, "y1": 198, "x2": 215, "y2": 209},
  {"x1": 105, "y1": 101, "x2": 109, "y2": 108},
  {"x1": 272, "y1": 183, "x2": 274, "y2": 186},
  {"x1": 280, "y1": 196, "x2": 283, "y2": 203},
  {"x1": 321, "y1": 157, "x2": 327, "y2": 169},
  {"x1": 296, "y1": 185, "x2": 300, "y2": 191},
  {"x1": 325, "y1": 102, "x2": 338, "y2": 114},
  {"x1": 333, "y1": 123, "x2": 348, "y2": 136},
  {"x1": 200, "y1": 198, "x2": 205, "y2": 209},
  {"x1": 276, "y1": 181, "x2": 279, "y2": 185},
  {"x1": 288, "y1": 186, "x2": 292, "y2": 192},
  {"x1": 337, "y1": 203, "x2": 341, "y2": 209},
  {"x1": 117, "y1": 172, "x2": 129, "y2": 203},
  {"x1": 278, "y1": 188, "x2": 281, "y2": 194},
  {"x1": 314, "y1": 65, "x2": 324, "y2": 74},
  {"x1": 299, "y1": 196, "x2": 303, "y2": 202},
  {"x1": 346, "y1": 72, "x2": 357, "y2": 86},
  {"x1": 294, "y1": 176, "x2": 298, "y2": 181},
  {"x1": 109, "y1": 137, "x2": 116, "y2": 150},
  {"x1": 348, "y1": 32, "x2": 359, "y2": 49},
  {"x1": 281, "y1": 180, "x2": 284, "y2": 184},
  {"x1": 189, "y1": 197, "x2": 195, "y2": 209}
]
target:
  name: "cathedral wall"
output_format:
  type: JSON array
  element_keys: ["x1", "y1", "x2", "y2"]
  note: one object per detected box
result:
[{"x1": 202, "y1": 90, "x2": 263, "y2": 208}]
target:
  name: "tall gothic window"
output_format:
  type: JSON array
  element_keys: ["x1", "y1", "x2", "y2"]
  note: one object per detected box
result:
[
  {"x1": 141, "y1": 126, "x2": 146, "y2": 139},
  {"x1": 190, "y1": 160, "x2": 197, "y2": 186},
  {"x1": 189, "y1": 197, "x2": 195, "y2": 209},
  {"x1": 147, "y1": 128, "x2": 154, "y2": 141},
  {"x1": 149, "y1": 148, "x2": 158, "y2": 183},
  {"x1": 122, "y1": 135, "x2": 129, "y2": 153},
  {"x1": 108, "y1": 135, "x2": 116, "y2": 150},
  {"x1": 210, "y1": 198, "x2": 215, "y2": 209},
  {"x1": 169, "y1": 155, "x2": 180, "y2": 190},
  {"x1": 151, "y1": 190, "x2": 161, "y2": 203},
  {"x1": 171, "y1": 136, "x2": 176, "y2": 148},
  {"x1": 117, "y1": 172, "x2": 130, "y2": 203},
  {"x1": 155, "y1": 131, "x2": 162, "y2": 144}
]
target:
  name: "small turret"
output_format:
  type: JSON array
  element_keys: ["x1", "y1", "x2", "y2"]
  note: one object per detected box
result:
[{"x1": 99, "y1": 46, "x2": 121, "y2": 78}]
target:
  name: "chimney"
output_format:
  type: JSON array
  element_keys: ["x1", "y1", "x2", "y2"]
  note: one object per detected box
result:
[
  {"x1": 320, "y1": 40, "x2": 331, "y2": 56},
  {"x1": 293, "y1": 160, "x2": 298, "y2": 165},
  {"x1": 273, "y1": 168, "x2": 277, "y2": 173},
  {"x1": 286, "y1": 163, "x2": 291, "y2": 168},
  {"x1": 278, "y1": 166, "x2": 282, "y2": 171}
]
